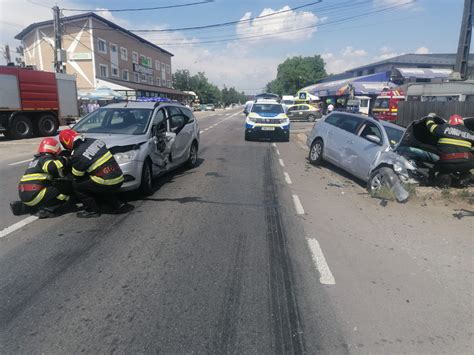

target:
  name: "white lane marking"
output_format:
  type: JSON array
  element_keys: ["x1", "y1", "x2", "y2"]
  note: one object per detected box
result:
[
  {"x1": 307, "y1": 239, "x2": 336, "y2": 285},
  {"x1": 0, "y1": 216, "x2": 39, "y2": 239},
  {"x1": 8, "y1": 159, "x2": 32, "y2": 166},
  {"x1": 200, "y1": 130, "x2": 204, "y2": 134},
  {"x1": 271, "y1": 143, "x2": 277, "y2": 147},
  {"x1": 283, "y1": 172, "x2": 292, "y2": 184},
  {"x1": 278, "y1": 158, "x2": 285, "y2": 167},
  {"x1": 276, "y1": 149, "x2": 280, "y2": 156},
  {"x1": 292, "y1": 194, "x2": 305, "y2": 215}
]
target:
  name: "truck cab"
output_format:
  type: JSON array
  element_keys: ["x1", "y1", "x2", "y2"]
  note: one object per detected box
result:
[{"x1": 372, "y1": 89, "x2": 405, "y2": 121}]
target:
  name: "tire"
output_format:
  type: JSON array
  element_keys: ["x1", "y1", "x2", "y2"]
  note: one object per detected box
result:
[
  {"x1": 186, "y1": 141, "x2": 198, "y2": 168},
  {"x1": 245, "y1": 132, "x2": 252, "y2": 141},
  {"x1": 367, "y1": 167, "x2": 390, "y2": 195},
  {"x1": 138, "y1": 160, "x2": 153, "y2": 196},
  {"x1": 309, "y1": 138, "x2": 323, "y2": 165},
  {"x1": 9, "y1": 115, "x2": 34, "y2": 139},
  {"x1": 36, "y1": 114, "x2": 59, "y2": 136},
  {"x1": 307, "y1": 114, "x2": 316, "y2": 122}
]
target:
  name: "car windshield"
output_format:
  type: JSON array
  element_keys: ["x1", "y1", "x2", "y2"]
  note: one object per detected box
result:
[
  {"x1": 251, "y1": 104, "x2": 284, "y2": 114},
  {"x1": 374, "y1": 98, "x2": 389, "y2": 108},
  {"x1": 384, "y1": 125, "x2": 404, "y2": 146},
  {"x1": 74, "y1": 108, "x2": 153, "y2": 135}
]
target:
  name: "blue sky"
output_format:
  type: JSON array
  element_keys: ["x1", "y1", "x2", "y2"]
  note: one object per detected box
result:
[{"x1": 0, "y1": 0, "x2": 469, "y2": 93}]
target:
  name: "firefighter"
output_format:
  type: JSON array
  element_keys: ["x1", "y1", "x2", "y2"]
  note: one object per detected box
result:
[
  {"x1": 11, "y1": 138, "x2": 71, "y2": 218},
  {"x1": 426, "y1": 114, "x2": 474, "y2": 187},
  {"x1": 58, "y1": 129, "x2": 133, "y2": 218}
]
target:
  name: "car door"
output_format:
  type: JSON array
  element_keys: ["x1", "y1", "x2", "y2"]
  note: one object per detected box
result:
[
  {"x1": 148, "y1": 107, "x2": 170, "y2": 174},
  {"x1": 323, "y1": 113, "x2": 362, "y2": 167},
  {"x1": 287, "y1": 106, "x2": 298, "y2": 119},
  {"x1": 350, "y1": 121, "x2": 385, "y2": 180},
  {"x1": 166, "y1": 106, "x2": 191, "y2": 165}
]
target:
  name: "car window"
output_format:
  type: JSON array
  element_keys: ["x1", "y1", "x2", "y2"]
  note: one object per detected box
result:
[
  {"x1": 374, "y1": 98, "x2": 389, "y2": 109},
  {"x1": 299, "y1": 105, "x2": 308, "y2": 111},
  {"x1": 180, "y1": 107, "x2": 195, "y2": 123},
  {"x1": 167, "y1": 106, "x2": 186, "y2": 132},
  {"x1": 325, "y1": 113, "x2": 363, "y2": 134},
  {"x1": 384, "y1": 126, "x2": 404, "y2": 147},
  {"x1": 75, "y1": 109, "x2": 107, "y2": 131},
  {"x1": 153, "y1": 109, "x2": 167, "y2": 133},
  {"x1": 359, "y1": 122, "x2": 383, "y2": 142},
  {"x1": 251, "y1": 104, "x2": 284, "y2": 114}
]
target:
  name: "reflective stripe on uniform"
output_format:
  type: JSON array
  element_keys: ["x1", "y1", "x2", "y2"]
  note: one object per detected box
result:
[
  {"x1": 87, "y1": 151, "x2": 113, "y2": 173},
  {"x1": 56, "y1": 194, "x2": 69, "y2": 201},
  {"x1": 23, "y1": 188, "x2": 47, "y2": 206},
  {"x1": 53, "y1": 160, "x2": 64, "y2": 169},
  {"x1": 72, "y1": 167, "x2": 85, "y2": 176},
  {"x1": 438, "y1": 138, "x2": 472, "y2": 148},
  {"x1": 20, "y1": 173, "x2": 50, "y2": 182},
  {"x1": 429, "y1": 124, "x2": 438, "y2": 133},
  {"x1": 90, "y1": 174, "x2": 124, "y2": 186},
  {"x1": 42, "y1": 160, "x2": 53, "y2": 173}
]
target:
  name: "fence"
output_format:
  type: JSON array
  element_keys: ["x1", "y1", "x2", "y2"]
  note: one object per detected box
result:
[{"x1": 397, "y1": 101, "x2": 474, "y2": 127}]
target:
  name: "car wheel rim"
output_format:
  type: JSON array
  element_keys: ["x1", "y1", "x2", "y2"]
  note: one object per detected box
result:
[
  {"x1": 43, "y1": 119, "x2": 54, "y2": 133},
  {"x1": 311, "y1": 143, "x2": 321, "y2": 161},
  {"x1": 370, "y1": 172, "x2": 384, "y2": 191},
  {"x1": 190, "y1": 145, "x2": 197, "y2": 165},
  {"x1": 18, "y1": 121, "x2": 29, "y2": 135}
]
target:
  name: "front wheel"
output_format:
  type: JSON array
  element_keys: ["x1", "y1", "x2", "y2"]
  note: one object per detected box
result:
[
  {"x1": 186, "y1": 142, "x2": 198, "y2": 168},
  {"x1": 139, "y1": 160, "x2": 153, "y2": 196},
  {"x1": 367, "y1": 167, "x2": 390, "y2": 195},
  {"x1": 309, "y1": 139, "x2": 323, "y2": 165},
  {"x1": 307, "y1": 114, "x2": 316, "y2": 122}
]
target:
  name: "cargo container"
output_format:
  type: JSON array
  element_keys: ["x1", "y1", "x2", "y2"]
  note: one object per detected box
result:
[{"x1": 0, "y1": 66, "x2": 78, "y2": 139}]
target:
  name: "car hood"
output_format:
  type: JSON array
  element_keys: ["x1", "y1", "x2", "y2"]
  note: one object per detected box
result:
[{"x1": 82, "y1": 133, "x2": 148, "y2": 153}]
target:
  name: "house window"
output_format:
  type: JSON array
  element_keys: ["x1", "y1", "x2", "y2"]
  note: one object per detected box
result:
[
  {"x1": 147, "y1": 75, "x2": 153, "y2": 85},
  {"x1": 156, "y1": 77, "x2": 161, "y2": 86},
  {"x1": 161, "y1": 63, "x2": 165, "y2": 72},
  {"x1": 161, "y1": 70, "x2": 166, "y2": 81},
  {"x1": 167, "y1": 80, "x2": 172, "y2": 88},
  {"x1": 134, "y1": 72, "x2": 139, "y2": 82},
  {"x1": 120, "y1": 47, "x2": 128, "y2": 61},
  {"x1": 110, "y1": 43, "x2": 117, "y2": 53},
  {"x1": 98, "y1": 39, "x2": 107, "y2": 53},
  {"x1": 155, "y1": 60, "x2": 160, "y2": 70},
  {"x1": 140, "y1": 73, "x2": 147, "y2": 83},
  {"x1": 166, "y1": 64, "x2": 171, "y2": 74},
  {"x1": 147, "y1": 57, "x2": 152, "y2": 68},
  {"x1": 111, "y1": 65, "x2": 119, "y2": 77},
  {"x1": 132, "y1": 52, "x2": 138, "y2": 64},
  {"x1": 122, "y1": 69, "x2": 129, "y2": 81},
  {"x1": 99, "y1": 64, "x2": 108, "y2": 77}
]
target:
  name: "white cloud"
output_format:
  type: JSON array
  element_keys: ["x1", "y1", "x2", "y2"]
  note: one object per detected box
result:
[
  {"x1": 236, "y1": 5, "x2": 319, "y2": 42},
  {"x1": 321, "y1": 46, "x2": 368, "y2": 74},
  {"x1": 415, "y1": 46, "x2": 430, "y2": 54}
]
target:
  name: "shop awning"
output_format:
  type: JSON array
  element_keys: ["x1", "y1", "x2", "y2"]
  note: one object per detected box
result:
[{"x1": 394, "y1": 67, "x2": 453, "y2": 79}]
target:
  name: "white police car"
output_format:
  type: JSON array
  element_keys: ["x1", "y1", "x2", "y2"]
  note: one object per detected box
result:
[{"x1": 245, "y1": 99, "x2": 290, "y2": 141}]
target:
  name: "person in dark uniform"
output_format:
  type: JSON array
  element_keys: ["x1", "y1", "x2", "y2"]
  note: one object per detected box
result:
[
  {"x1": 11, "y1": 138, "x2": 71, "y2": 218},
  {"x1": 426, "y1": 114, "x2": 474, "y2": 187},
  {"x1": 59, "y1": 129, "x2": 133, "y2": 218}
]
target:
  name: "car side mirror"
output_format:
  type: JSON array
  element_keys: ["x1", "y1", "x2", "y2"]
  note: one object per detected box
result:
[
  {"x1": 170, "y1": 114, "x2": 188, "y2": 134},
  {"x1": 365, "y1": 134, "x2": 381, "y2": 145},
  {"x1": 243, "y1": 109, "x2": 248, "y2": 115}
]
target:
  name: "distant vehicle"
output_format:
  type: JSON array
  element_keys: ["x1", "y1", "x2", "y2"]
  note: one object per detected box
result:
[
  {"x1": 306, "y1": 112, "x2": 405, "y2": 183},
  {"x1": 71, "y1": 101, "x2": 200, "y2": 195},
  {"x1": 346, "y1": 96, "x2": 371, "y2": 115},
  {"x1": 204, "y1": 104, "x2": 215, "y2": 111},
  {"x1": 405, "y1": 82, "x2": 474, "y2": 102},
  {"x1": 245, "y1": 99, "x2": 290, "y2": 141},
  {"x1": 254, "y1": 93, "x2": 280, "y2": 101},
  {"x1": 287, "y1": 104, "x2": 322, "y2": 121},
  {"x1": 243, "y1": 100, "x2": 254, "y2": 115},
  {"x1": 0, "y1": 66, "x2": 78, "y2": 139},
  {"x1": 281, "y1": 95, "x2": 295, "y2": 106},
  {"x1": 372, "y1": 89, "x2": 405, "y2": 121}
]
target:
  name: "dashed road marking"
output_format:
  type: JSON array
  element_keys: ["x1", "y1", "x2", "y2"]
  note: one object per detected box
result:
[
  {"x1": 272, "y1": 143, "x2": 277, "y2": 147},
  {"x1": 307, "y1": 239, "x2": 336, "y2": 285},
  {"x1": 292, "y1": 194, "x2": 305, "y2": 215},
  {"x1": 278, "y1": 158, "x2": 285, "y2": 167},
  {"x1": 0, "y1": 216, "x2": 38, "y2": 239},
  {"x1": 283, "y1": 172, "x2": 292, "y2": 185},
  {"x1": 8, "y1": 158, "x2": 32, "y2": 166},
  {"x1": 276, "y1": 149, "x2": 280, "y2": 156}
]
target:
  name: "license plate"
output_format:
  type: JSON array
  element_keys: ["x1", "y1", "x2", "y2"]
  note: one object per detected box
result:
[{"x1": 261, "y1": 127, "x2": 275, "y2": 131}]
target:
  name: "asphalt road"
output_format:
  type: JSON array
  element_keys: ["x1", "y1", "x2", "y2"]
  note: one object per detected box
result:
[{"x1": 0, "y1": 109, "x2": 472, "y2": 353}]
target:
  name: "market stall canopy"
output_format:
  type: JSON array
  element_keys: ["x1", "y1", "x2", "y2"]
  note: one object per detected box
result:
[
  {"x1": 302, "y1": 71, "x2": 394, "y2": 97},
  {"x1": 78, "y1": 87, "x2": 124, "y2": 101}
]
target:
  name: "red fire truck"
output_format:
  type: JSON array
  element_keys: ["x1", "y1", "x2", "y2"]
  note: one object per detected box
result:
[
  {"x1": 0, "y1": 66, "x2": 78, "y2": 139},
  {"x1": 372, "y1": 89, "x2": 405, "y2": 121}
]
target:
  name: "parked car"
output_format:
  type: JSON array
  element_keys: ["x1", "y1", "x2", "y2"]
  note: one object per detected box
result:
[
  {"x1": 287, "y1": 104, "x2": 322, "y2": 121},
  {"x1": 245, "y1": 99, "x2": 290, "y2": 141},
  {"x1": 204, "y1": 104, "x2": 215, "y2": 111},
  {"x1": 71, "y1": 101, "x2": 200, "y2": 195},
  {"x1": 306, "y1": 112, "x2": 406, "y2": 183}
]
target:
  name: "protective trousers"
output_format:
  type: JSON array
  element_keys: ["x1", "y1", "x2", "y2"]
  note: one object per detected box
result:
[{"x1": 73, "y1": 178, "x2": 123, "y2": 213}]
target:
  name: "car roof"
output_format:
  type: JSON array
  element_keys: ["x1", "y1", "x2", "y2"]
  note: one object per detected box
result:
[
  {"x1": 101, "y1": 101, "x2": 186, "y2": 110},
  {"x1": 326, "y1": 111, "x2": 404, "y2": 131},
  {"x1": 254, "y1": 99, "x2": 281, "y2": 104}
]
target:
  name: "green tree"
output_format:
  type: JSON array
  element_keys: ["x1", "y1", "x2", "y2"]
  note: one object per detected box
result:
[
  {"x1": 266, "y1": 55, "x2": 327, "y2": 96},
  {"x1": 172, "y1": 70, "x2": 222, "y2": 104}
]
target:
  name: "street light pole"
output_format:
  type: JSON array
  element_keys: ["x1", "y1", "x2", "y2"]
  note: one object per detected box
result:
[{"x1": 53, "y1": 5, "x2": 63, "y2": 73}]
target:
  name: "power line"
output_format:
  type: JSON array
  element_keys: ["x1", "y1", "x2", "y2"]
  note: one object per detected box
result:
[
  {"x1": 26, "y1": 0, "x2": 52, "y2": 9},
  {"x1": 62, "y1": 0, "x2": 215, "y2": 13}
]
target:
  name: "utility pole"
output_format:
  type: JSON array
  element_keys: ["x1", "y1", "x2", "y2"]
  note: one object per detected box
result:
[
  {"x1": 53, "y1": 5, "x2": 63, "y2": 73},
  {"x1": 453, "y1": 0, "x2": 473, "y2": 80},
  {"x1": 3, "y1": 44, "x2": 11, "y2": 64}
]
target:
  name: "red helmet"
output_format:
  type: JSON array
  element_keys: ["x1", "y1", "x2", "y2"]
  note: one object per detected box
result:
[
  {"x1": 448, "y1": 114, "x2": 463, "y2": 126},
  {"x1": 38, "y1": 138, "x2": 61, "y2": 155},
  {"x1": 59, "y1": 129, "x2": 78, "y2": 150}
]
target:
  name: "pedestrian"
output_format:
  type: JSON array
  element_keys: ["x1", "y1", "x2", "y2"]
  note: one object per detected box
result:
[
  {"x1": 11, "y1": 138, "x2": 73, "y2": 218},
  {"x1": 58, "y1": 129, "x2": 134, "y2": 218},
  {"x1": 327, "y1": 102, "x2": 334, "y2": 113},
  {"x1": 93, "y1": 101, "x2": 100, "y2": 111},
  {"x1": 87, "y1": 101, "x2": 95, "y2": 113},
  {"x1": 425, "y1": 113, "x2": 474, "y2": 187}
]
